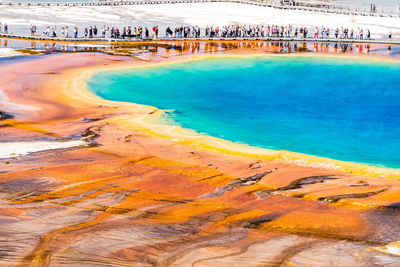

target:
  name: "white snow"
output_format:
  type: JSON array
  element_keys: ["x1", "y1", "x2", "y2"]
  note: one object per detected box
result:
[
  {"x1": 374, "y1": 242, "x2": 400, "y2": 257},
  {"x1": 0, "y1": 140, "x2": 86, "y2": 159},
  {"x1": 0, "y1": 3, "x2": 398, "y2": 38},
  {"x1": 0, "y1": 48, "x2": 24, "y2": 57}
]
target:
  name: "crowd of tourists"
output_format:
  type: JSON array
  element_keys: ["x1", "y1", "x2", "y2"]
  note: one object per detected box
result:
[
  {"x1": 24, "y1": 24, "x2": 379, "y2": 41},
  {"x1": 1, "y1": 23, "x2": 394, "y2": 41},
  {"x1": 205, "y1": 25, "x2": 373, "y2": 40},
  {"x1": 370, "y1": 3, "x2": 377, "y2": 13},
  {"x1": 280, "y1": 0, "x2": 297, "y2": 6},
  {"x1": 39, "y1": 26, "x2": 79, "y2": 38},
  {"x1": 33, "y1": 24, "x2": 161, "y2": 39}
]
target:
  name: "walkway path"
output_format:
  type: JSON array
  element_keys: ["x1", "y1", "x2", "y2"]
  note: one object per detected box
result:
[{"x1": 1, "y1": 33, "x2": 399, "y2": 45}]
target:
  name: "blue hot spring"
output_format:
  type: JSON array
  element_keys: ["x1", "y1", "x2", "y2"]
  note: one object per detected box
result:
[{"x1": 88, "y1": 56, "x2": 400, "y2": 168}]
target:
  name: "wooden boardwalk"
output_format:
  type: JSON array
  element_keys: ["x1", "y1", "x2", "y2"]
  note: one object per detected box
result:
[{"x1": 0, "y1": 33, "x2": 399, "y2": 45}]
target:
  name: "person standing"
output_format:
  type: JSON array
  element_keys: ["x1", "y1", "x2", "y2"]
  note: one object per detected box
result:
[
  {"x1": 102, "y1": 25, "x2": 106, "y2": 38},
  {"x1": 122, "y1": 26, "x2": 126, "y2": 39},
  {"x1": 166, "y1": 26, "x2": 172, "y2": 38},
  {"x1": 314, "y1": 27, "x2": 319, "y2": 39},
  {"x1": 52, "y1": 25, "x2": 57, "y2": 37},
  {"x1": 74, "y1": 27, "x2": 78, "y2": 38},
  {"x1": 30, "y1": 24, "x2": 37, "y2": 36},
  {"x1": 44, "y1": 26, "x2": 50, "y2": 37}
]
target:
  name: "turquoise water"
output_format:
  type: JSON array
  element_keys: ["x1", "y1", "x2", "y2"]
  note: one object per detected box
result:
[{"x1": 88, "y1": 56, "x2": 400, "y2": 168}]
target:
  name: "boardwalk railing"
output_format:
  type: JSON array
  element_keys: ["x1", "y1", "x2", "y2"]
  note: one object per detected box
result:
[
  {"x1": 235, "y1": 0, "x2": 400, "y2": 17},
  {"x1": 0, "y1": 0, "x2": 399, "y2": 18},
  {"x1": 0, "y1": 32, "x2": 398, "y2": 45},
  {"x1": 1, "y1": 0, "x2": 225, "y2": 6}
]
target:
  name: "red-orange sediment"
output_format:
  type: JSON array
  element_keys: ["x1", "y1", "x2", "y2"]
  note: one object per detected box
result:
[{"x1": 1, "y1": 41, "x2": 400, "y2": 266}]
